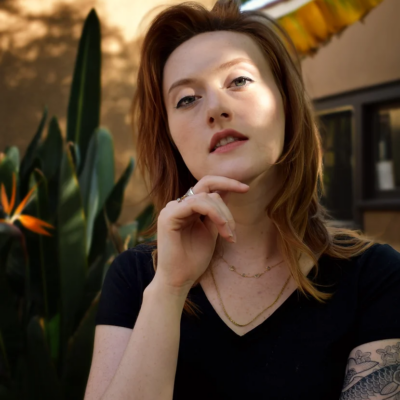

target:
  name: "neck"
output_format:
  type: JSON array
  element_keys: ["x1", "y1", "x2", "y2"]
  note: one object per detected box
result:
[{"x1": 213, "y1": 166, "x2": 285, "y2": 274}]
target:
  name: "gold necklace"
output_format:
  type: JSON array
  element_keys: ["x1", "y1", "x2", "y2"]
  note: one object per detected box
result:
[
  {"x1": 210, "y1": 264, "x2": 292, "y2": 327},
  {"x1": 220, "y1": 253, "x2": 284, "y2": 278}
]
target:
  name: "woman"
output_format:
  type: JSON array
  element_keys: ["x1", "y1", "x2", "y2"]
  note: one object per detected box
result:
[{"x1": 85, "y1": 1, "x2": 400, "y2": 399}]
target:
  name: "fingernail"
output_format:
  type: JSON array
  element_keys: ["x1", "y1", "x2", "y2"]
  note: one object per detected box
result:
[{"x1": 228, "y1": 229, "x2": 237, "y2": 243}]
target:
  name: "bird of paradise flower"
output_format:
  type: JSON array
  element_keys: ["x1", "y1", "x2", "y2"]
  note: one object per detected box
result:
[{"x1": 0, "y1": 173, "x2": 54, "y2": 236}]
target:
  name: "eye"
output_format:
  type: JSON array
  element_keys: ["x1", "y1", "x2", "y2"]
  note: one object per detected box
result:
[
  {"x1": 230, "y1": 76, "x2": 253, "y2": 88},
  {"x1": 176, "y1": 95, "x2": 198, "y2": 109}
]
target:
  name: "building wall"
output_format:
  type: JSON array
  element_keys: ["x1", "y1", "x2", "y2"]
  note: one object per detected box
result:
[
  {"x1": 364, "y1": 211, "x2": 400, "y2": 252},
  {"x1": 302, "y1": 0, "x2": 400, "y2": 99},
  {"x1": 301, "y1": 0, "x2": 400, "y2": 249}
]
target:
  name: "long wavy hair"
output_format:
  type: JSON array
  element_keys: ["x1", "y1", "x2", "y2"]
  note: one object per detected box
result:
[{"x1": 131, "y1": 0, "x2": 375, "y2": 316}]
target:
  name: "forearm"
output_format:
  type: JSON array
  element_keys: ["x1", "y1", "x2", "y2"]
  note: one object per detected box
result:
[{"x1": 100, "y1": 278, "x2": 189, "y2": 400}]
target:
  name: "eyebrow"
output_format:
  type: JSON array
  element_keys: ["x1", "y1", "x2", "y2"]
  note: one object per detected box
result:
[{"x1": 167, "y1": 57, "x2": 256, "y2": 95}]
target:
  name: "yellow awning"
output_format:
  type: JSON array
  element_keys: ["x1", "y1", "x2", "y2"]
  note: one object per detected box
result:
[{"x1": 245, "y1": 0, "x2": 385, "y2": 55}]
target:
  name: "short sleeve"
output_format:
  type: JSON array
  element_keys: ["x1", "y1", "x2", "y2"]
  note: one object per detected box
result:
[
  {"x1": 354, "y1": 243, "x2": 400, "y2": 346},
  {"x1": 95, "y1": 245, "x2": 155, "y2": 329}
]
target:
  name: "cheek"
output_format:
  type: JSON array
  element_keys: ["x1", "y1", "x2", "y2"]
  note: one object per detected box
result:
[
  {"x1": 246, "y1": 88, "x2": 285, "y2": 134},
  {"x1": 168, "y1": 118, "x2": 189, "y2": 147},
  {"x1": 168, "y1": 117, "x2": 201, "y2": 157}
]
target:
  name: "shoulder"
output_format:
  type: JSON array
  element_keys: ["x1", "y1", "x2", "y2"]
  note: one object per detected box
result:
[
  {"x1": 95, "y1": 243, "x2": 157, "y2": 328},
  {"x1": 314, "y1": 242, "x2": 400, "y2": 295},
  {"x1": 106, "y1": 243, "x2": 156, "y2": 289},
  {"x1": 356, "y1": 242, "x2": 400, "y2": 267},
  {"x1": 355, "y1": 243, "x2": 400, "y2": 299}
]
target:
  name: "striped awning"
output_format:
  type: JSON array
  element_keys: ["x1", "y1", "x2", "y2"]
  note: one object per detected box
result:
[{"x1": 241, "y1": 0, "x2": 385, "y2": 55}]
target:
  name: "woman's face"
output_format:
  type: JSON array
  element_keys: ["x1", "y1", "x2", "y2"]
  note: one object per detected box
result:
[{"x1": 162, "y1": 31, "x2": 285, "y2": 184}]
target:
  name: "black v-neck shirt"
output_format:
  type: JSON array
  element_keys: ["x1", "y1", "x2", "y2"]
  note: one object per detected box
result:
[{"x1": 95, "y1": 242, "x2": 400, "y2": 400}]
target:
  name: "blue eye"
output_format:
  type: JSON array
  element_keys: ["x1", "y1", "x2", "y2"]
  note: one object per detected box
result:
[
  {"x1": 231, "y1": 76, "x2": 253, "y2": 87},
  {"x1": 176, "y1": 95, "x2": 197, "y2": 109}
]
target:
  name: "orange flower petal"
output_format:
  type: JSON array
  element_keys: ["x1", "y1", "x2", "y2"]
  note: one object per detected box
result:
[
  {"x1": 10, "y1": 173, "x2": 16, "y2": 212},
  {"x1": 1, "y1": 183, "x2": 11, "y2": 214},
  {"x1": 18, "y1": 215, "x2": 54, "y2": 236},
  {"x1": 14, "y1": 184, "x2": 38, "y2": 216}
]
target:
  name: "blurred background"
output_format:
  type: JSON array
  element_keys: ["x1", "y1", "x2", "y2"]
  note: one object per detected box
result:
[
  {"x1": 0, "y1": 0, "x2": 399, "y2": 398},
  {"x1": 1, "y1": 0, "x2": 399, "y2": 247}
]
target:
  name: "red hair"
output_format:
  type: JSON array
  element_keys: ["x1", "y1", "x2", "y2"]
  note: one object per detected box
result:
[{"x1": 131, "y1": 0, "x2": 374, "y2": 316}]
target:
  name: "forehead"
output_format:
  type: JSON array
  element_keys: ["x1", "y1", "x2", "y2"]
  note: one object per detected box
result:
[{"x1": 163, "y1": 31, "x2": 269, "y2": 90}]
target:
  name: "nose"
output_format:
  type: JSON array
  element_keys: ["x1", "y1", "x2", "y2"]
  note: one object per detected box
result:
[{"x1": 206, "y1": 92, "x2": 232, "y2": 126}]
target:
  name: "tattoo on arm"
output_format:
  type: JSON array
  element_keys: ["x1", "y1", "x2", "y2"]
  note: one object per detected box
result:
[{"x1": 340, "y1": 342, "x2": 400, "y2": 400}]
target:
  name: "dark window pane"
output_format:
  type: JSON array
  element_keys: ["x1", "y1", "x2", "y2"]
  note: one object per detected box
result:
[
  {"x1": 373, "y1": 103, "x2": 400, "y2": 191},
  {"x1": 318, "y1": 110, "x2": 353, "y2": 220}
]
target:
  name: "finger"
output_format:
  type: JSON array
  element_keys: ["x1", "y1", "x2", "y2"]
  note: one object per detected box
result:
[
  {"x1": 208, "y1": 192, "x2": 236, "y2": 232},
  {"x1": 164, "y1": 194, "x2": 234, "y2": 240},
  {"x1": 192, "y1": 176, "x2": 249, "y2": 202}
]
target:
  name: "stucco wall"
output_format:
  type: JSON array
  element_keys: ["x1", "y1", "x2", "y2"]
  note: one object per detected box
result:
[{"x1": 301, "y1": 0, "x2": 400, "y2": 100}]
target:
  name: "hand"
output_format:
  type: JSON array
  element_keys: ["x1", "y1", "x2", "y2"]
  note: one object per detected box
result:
[{"x1": 154, "y1": 175, "x2": 249, "y2": 291}]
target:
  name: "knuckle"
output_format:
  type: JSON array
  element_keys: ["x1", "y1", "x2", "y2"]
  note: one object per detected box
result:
[
  {"x1": 197, "y1": 192, "x2": 208, "y2": 199},
  {"x1": 185, "y1": 194, "x2": 197, "y2": 202},
  {"x1": 200, "y1": 175, "x2": 213, "y2": 186},
  {"x1": 209, "y1": 192, "x2": 221, "y2": 200}
]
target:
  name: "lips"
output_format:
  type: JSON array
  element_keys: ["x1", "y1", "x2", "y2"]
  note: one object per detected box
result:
[{"x1": 209, "y1": 129, "x2": 248, "y2": 153}]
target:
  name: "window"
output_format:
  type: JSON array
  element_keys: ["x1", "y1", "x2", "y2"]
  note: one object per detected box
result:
[
  {"x1": 372, "y1": 102, "x2": 400, "y2": 196},
  {"x1": 313, "y1": 81, "x2": 400, "y2": 227},
  {"x1": 318, "y1": 109, "x2": 354, "y2": 221}
]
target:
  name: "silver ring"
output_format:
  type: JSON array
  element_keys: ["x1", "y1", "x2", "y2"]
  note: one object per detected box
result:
[{"x1": 177, "y1": 187, "x2": 195, "y2": 203}]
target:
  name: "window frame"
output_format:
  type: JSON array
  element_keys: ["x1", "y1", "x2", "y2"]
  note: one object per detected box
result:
[
  {"x1": 364, "y1": 100, "x2": 400, "y2": 200},
  {"x1": 316, "y1": 106, "x2": 356, "y2": 226},
  {"x1": 312, "y1": 79, "x2": 400, "y2": 229}
]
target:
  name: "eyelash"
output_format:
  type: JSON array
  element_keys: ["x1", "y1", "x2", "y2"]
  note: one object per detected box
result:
[{"x1": 175, "y1": 76, "x2": 254, "y2": 109}]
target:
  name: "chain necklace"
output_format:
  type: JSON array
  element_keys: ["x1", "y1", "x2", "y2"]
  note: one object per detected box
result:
[
  {"x1": 220, "y1": 253, "x2": 284, "y2": 278},
  {"x1": 210, "y1": 264, "x2": 292, "y2": 327}
]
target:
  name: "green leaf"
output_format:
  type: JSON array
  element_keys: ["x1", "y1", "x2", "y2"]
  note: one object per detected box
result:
[
  {"x1": 75, "y1": 237, "x2": 114, "y2": 331},
  {"x1": 28, "y1": 170, "x2": 60, "y2": 320},
  {"x1": 25, "y1": 317, "x2": 62, "y2": 400},
  {"x1": 95, "y1": 129, "x2": 114, "y2": 206},
  {"x1": 58, "y1": 148, "x2": 87, "y2": 366},
  {"x1": 136, "y1": 203, "x2": 155, "y2": 237},
  {"x1": 0, "y1": 155, "x2": 18, "y2": 205},
  {"x1": 4, "y1": 147, "x2": 20, "y2": 174},
  {"x1": 45, "y1": 313, "x2": 60, "y2": 362},
  {"x1": 79, "y1": 128, "x2": 114, "y2": 254},
  {"x1": 87, "y1": 207, "x2": 109, "y2": 266},
  {"x1": 100, "y1": 241, "x2": 115, "y2": 284},
  {"x1": 105, "y1": 157, "x2": 134, "y2": 223},
  {"x1": 118, "y1": 220, "x2": 138, "y2": 249},
  {"x1": 0, "y1": 242, "x2": 23, "y2": 380},
  {"x1": 38, "y1": 116, "x2": 63, "y2": 180},
  {"x1": 0, "y1": 227, "x2": 28, "y2": 299},
  {"x1": 66, "y1": 9, "x2": 101, "y2": 171},
  {"x1": 20, "y1": 107, "x2": 48, "y2": 197},
  {"x1": 62, "y1": 298, "x2": 99, "y2": 400},
  {"x1": 68, "y1": 142, "x2": 81, "y2": 172}
]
